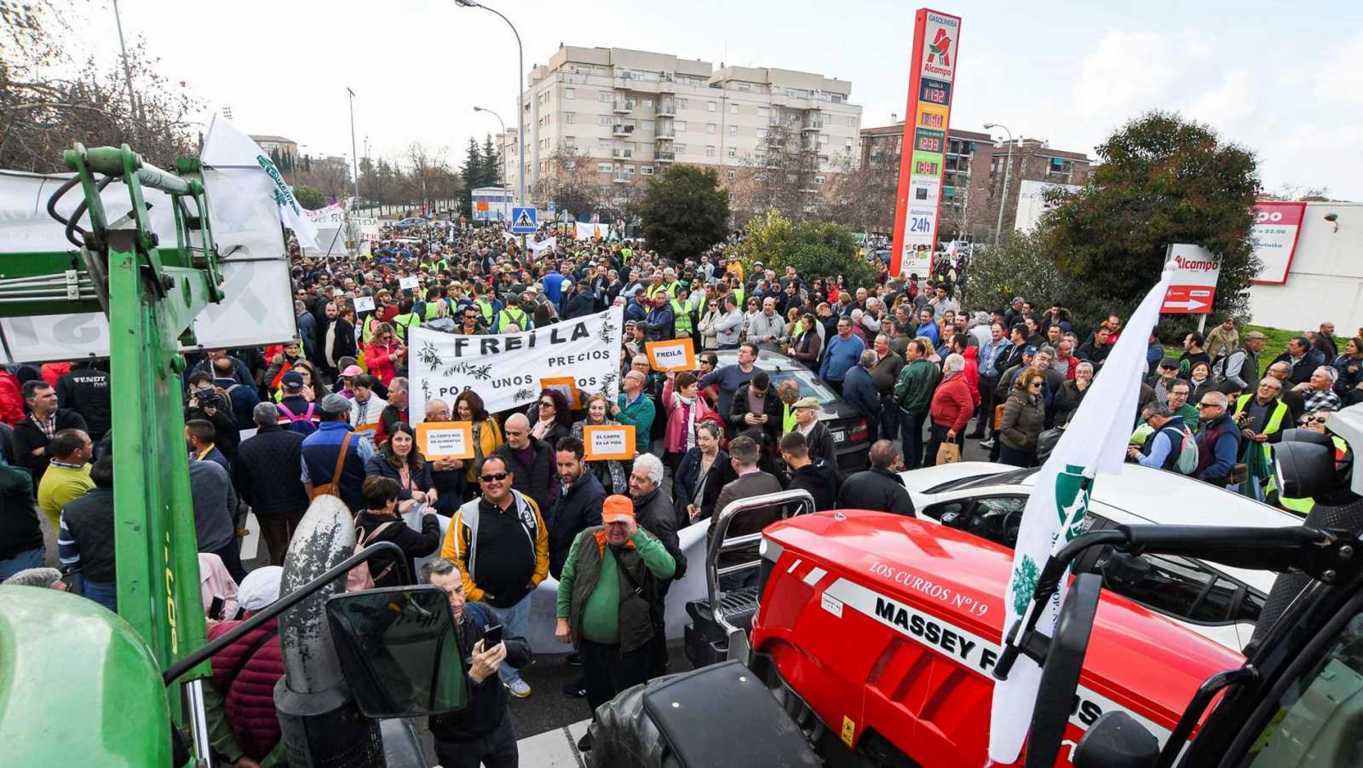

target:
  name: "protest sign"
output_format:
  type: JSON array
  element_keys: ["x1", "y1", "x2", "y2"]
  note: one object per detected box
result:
[
  {"x1": 399, "y1": 276, "x2": 420, "y2": 291},
  {"x1": 353, "y1": 296, "x2": 376, "y2": 313},
  {"x1": 409, "y1": 307, "x2": 624, "y2": 421},
  {"x1": 645, "y1": 337, "x2": 696, "y2": 372},
  {"x1": 539, "y1": 376, "x2": 581, "y2": 409},
  {"x1": 416, "y1": 422, "x2": 474, "y2": 459},
  {"x1": 583, "y1": 425, "x2": 636, "y2": 461}
]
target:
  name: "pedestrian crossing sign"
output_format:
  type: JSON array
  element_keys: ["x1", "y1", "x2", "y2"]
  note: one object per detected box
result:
[{"x1": 511, "y1": 207, "x2": 538, "y2": 234}]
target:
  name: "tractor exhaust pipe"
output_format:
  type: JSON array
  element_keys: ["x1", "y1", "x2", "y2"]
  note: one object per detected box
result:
[{"x1": 273, "y1": 495, "x2": 384, "y2": 766}]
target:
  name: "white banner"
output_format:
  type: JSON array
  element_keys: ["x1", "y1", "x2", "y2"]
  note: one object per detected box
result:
[
  {"x1": 202, "y1": 114, "x2": 318, "y2": 249},
  {"x1": 575, "y1": 222, "x2": 610, "y2": 241},
  {"x1": 988, "y1": 267, "x2": 1172, "y2": 763},
  {"x1": 409, "y1": 307, "x2": 624, "y2": 420},
  {"x1": 303, "y1": 204, "x2": 345, "y2": 226}
]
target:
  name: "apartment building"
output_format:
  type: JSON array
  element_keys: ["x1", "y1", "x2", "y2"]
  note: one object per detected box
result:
[
  {"x1": 500, "y1": 45, "x2": 862, "y2": 201},
  {"x1": 859, "y1": 121, "x2": 1091, "y2": 241}
]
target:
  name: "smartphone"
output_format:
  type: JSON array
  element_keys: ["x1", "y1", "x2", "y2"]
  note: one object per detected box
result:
[
  {"x1": 208, "y1": 596, "x2": 225, "y2": 621},
  {"x1": 482, "y1": 623, "x2": 504, "y2": 648}
]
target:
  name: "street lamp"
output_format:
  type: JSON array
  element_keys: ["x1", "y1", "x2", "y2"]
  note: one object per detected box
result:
[
  {"x1": 984, "y1": 122, "x2": 1013, "y2": 246},
  {"x1": 455, "y1": 0, "x2": 525, "y2": 236},
  {"x1": 472, "y1": 106, "x2": 508, "y2": 186}
]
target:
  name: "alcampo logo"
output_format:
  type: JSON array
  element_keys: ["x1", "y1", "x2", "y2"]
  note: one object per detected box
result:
[{"x1": 928, "y1": 27, "x2": 953, "y2": 68}]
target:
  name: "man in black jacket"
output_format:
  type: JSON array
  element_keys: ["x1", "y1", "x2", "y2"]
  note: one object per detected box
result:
[
  {"x1": 730, "y1": 371, "x2": 783, "y2": 451},
  {"x1": 779, "y1": 432, "x2": 839, "y2": 511},
  {"x1": 12, "y1": 380, "x2": 88, "y2": 485},
  {"x1": 494, "y1": 413, "x2": 556, "y2": 516},
  {"x1": 234, "y1": 403, "x2": 309, "y2": 565},
  {"x1": 548, "y1": 437, "x2": 605, "y2": 579},
  {"x1": 426, "y1": 558, "x2": 531, "y2": 768},
  {"x1": 837, "y1": 440, "x2": 916, "y2": 517},
  {"x1": 56, "y1": 453, "x2": 117, "y2": 609},
  {"x1": 56, "y1": 359, "x2": 111, "y2": 442}
]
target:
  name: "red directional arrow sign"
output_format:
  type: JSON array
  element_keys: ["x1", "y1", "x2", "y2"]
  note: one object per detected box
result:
[{"x1": 1162, "y1": 244, "x2": 1221, "y2": 315}]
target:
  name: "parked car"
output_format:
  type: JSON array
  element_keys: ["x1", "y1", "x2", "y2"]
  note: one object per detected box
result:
[
  {"x1": 712, "y1": 349, "x2": 870, "y2": 471},
  {"x1": 395, "y1": 216, "x2": 428, "y2": 229},
  {"x1": 897, "y1": 461, "x2": 1301, "y2": 651}
]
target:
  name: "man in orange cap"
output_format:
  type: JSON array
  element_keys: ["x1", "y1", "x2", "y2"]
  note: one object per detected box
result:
[{"x1": 554, "y1": 494, "x2": 676, "y2": 752}]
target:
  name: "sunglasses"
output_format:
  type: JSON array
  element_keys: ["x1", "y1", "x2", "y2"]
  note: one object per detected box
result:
[
  {"x1": 1198, "y1": 402, "x2": 1220, "y2": 408},
  {"x1": 480, "y1": 472, "x2": 509, "y2": 482},
  {"x1": 1304, "y1": 416, "x2": 1329, "y2": 425},
  {"x1": 539, "y1": 400, "x2": 555, "y2": 408}
]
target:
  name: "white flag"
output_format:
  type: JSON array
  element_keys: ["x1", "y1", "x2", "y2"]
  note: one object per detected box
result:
[
  {"x1": 987, "y1": 268, "x2": 1173, "y2": 763},
  {"x1": 201, "y1": 114, "x2": 319, "y2": 249}
]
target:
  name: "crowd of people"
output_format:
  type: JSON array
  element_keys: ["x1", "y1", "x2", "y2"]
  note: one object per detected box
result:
[{"x1": 1, "y1": 214, "x2": 1357, "y2": 766}]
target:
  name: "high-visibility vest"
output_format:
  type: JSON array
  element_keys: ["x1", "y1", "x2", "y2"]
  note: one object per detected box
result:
[
  {"x1": 475, "y1": 298, "x2": 496, "y2": 324},
  {"x1": 392, "y1": 312, "x2": 421, "y2": 342},
  {"x1": 783, "y1": 403, "x2": 797, "y2": 434},
  {"x1": 671, "y1": 299, "x2": 693, "y2": 335},
  {"x1": 1233, "y1": 394, "x2": 1288, "y2": 464},
  {"x1": 497, "y1": 306, "x2": 529, "y2": 331},
  {"x1": 1275, "y1": 435, "x2": 1348, "y2": 514}
]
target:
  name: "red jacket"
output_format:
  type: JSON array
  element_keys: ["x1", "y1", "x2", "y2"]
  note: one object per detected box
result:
[
  {"x1": 929, "y1": 372, "x2": 976, "y2": 433},
  {"x1": 364, "y1": 340, "x2": 401, "y2": 387},
  {"x1": 661, "y1": 378, "x2": 724, "y2": 454},
  {"x1": 1059, "y1": 355, "x2": 1081, "y2": 381},
  {"x1": 0, "y1": 370, "x2": 23, "y2": 425},
  {"x1": 208, "y1": 617, "x2": 284, "y2": 760},
  {"x1": 40, "y1": 363, "x2": 70, "y2": 389},
  {"x1": 962, "y1": 346, "x2": 980, "y2": 395}
]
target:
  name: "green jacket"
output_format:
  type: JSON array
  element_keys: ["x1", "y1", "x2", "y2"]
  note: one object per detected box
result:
[
  {"x1": 556, "y1": 526, "x2": 675, "y2": 651},
  {"x1": 615, "y1": 393, "x2": 656, "y2": 453},
  {"x1": 894, "y1": 359, "x2": 941, "y2": 413}
]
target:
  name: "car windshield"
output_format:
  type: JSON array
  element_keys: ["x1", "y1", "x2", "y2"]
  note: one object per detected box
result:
[{"x1": 770, "y1": 369, "x2": 837, "y2": 405}]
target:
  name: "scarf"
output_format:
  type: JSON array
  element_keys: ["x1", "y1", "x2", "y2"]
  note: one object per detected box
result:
[{"x1": 676, "y1": 393, "x2": 698, "y2": 451}]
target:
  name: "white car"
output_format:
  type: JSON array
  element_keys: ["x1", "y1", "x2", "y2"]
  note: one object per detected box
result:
[{"x1": 899, "y1": 461, "x2": 1301, "y2": 652}]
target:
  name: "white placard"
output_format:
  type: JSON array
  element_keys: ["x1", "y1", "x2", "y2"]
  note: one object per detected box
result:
[
  {"x1": 399, "y1": 276, "x2": 420, "y2": 291},
  {"x1": 353, "y1": 296, "x2": 376, "y2": 313}
]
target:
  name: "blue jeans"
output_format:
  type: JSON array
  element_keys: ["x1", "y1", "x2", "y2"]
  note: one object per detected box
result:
[
  {"x1": 899, "y1": 409, "x2": 927, "y2": 470},
  {"x1": 82, "y1": 578, "x2": 118, "y2": 612},
  {"x1": 487, "y1": 594, "x2": 531, "y2": 685},
  {"x1": 0, "y1": 547, "x2": 44, "y2": 581}
]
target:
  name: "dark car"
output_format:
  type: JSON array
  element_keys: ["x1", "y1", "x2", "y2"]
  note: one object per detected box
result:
[{"x1": 712, "y1": 349, "x2": 871, "y2": 471}]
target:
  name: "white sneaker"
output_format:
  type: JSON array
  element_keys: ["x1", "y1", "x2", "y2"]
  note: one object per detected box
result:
[{"x1": 506, "y1": 678, "x2": 532, "y2": 698}]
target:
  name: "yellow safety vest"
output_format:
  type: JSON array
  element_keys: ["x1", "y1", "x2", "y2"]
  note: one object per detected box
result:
[
  {"x1": 671, "y1": 299, "x2": 693, "y2": 335},
  {"x1": 1233, "y1": 394, "x2": 1288, "y2": 464}
]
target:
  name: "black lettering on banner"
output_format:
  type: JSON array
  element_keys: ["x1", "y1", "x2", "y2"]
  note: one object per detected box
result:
[
  {"x1": 480, "y1": 338, "x2": 499, "y2": 355},
  {"x1": 550, "y1": 326, "x2": 568, "y2": 344},
  {"x1": 504, "y1": 335, "x2": 523, "y2": 352},
  {"x1": 453, "y1": 337, "x2": 470, "y2": 356},
  {"x1": 571, "y1": 323, "x2": 589, "y2": 341}
]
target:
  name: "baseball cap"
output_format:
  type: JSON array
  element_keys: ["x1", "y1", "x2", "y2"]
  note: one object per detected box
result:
[
  {"x1": 793, "y1": 396, "x2": 820, "y2": 409},
  {"x1": 340, "y1": 365, "x2": 364, "y2": 378},
  {"x1": 602, "y1": 495, "x2": 635, "y2": 524},
  {"x1": 1159, "y1": 357, "x2": 1180, "y2": 369},
  {"x1": 1024, "y1": 345, "x2": 1039, "y2": 356},
  {"x1": 1245, "y1": 331, "x2": 1267, "y2": 341},
  {"x1": 280, "y1": 371, "x2": 304, "y2": 390},
  {"x1": 319, "y1": 393, "x2": 351, "y2": 415}
]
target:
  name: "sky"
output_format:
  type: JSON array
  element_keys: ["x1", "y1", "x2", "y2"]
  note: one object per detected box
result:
[{"x1": 67, "y1": 0, "x2": 1363, "y2": 200}]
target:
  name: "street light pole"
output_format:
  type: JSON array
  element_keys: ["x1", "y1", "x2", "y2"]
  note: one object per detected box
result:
[
  {"x1": 984, "y1": 122, "x2": 1014, "y2": 247},
  {"x1": 111, "y1": 0, "x2": 139, "y2": 144},
  {"x1": 473, "y1": 106, "x2": 508, "y2": 186},
  {"x1": 347, "y1": 88, "x2": 361, "y2": 206},
  {"x1": 456, "y1": 1, "x2": 526, "y2": 251}
]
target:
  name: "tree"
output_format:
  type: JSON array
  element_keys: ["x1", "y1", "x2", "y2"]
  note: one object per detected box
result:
[
  {"x1": 640, "y1": 165, "x2": 730, "y2": 261},
  {"x1": 1040, "y1": 111, "x2": 1260, "y2": 324},
  {"x1": 964, "y1": 231, "x2": 1090, "y2": 317},
  {"x1": 480, "y1": 134, "x2": 501, "y2": 186},
  {"x1": 730, "y1": 121, "x2": 823, "y2": 223},
  {"x1": 293, "y1": 185, "x2": 326, "y2": 210},
  {"x1": 533, "y1": 145, "x2": 606, "y2": 221},
  {"x1": 733, "y1": 211, "x2": 878, "y2": 289},
  {"x1": 823, "y1": 155, "x2": 897, "y2": 234},
  {"x1": 458, "y1": 138, "x2": 482, "y2": 215}
]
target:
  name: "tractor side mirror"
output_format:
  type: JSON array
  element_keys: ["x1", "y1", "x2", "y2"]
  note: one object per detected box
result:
[{"x1": 325, "y1": 586, "x2": 468, "y2": 718}]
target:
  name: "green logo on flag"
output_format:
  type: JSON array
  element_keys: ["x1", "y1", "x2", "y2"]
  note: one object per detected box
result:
[
  {"x1": 1011, "y1": 555, "x2": 1040, "y2": 615},
  {"x1": 1055, "y1": 463, "x2": 1092, "y2": 542}
]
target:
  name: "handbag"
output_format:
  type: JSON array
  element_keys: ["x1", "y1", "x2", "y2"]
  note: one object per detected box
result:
[
  {"x1": 993, "y1": 403, "x2": 1006, "y2": 431},
  {"x1": 936, "y1": 442, "x2": 961, "y2": 465},
  {"x1": 309, "y1": 432, "x2": 353, "y2": 500}
]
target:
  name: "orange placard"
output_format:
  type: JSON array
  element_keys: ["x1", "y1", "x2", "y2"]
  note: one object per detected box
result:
[
  {"x1": 415, "y1": 421, "x2": 475, "y2": 459},
  {"x1": 645, "y1": 337, "x2": 696, "y2": 372},
  {"x1": 539, "y1": 376, "x2": 582, "y2": 409},
  {"x1": 582, "y1": 425, "x2": 636, "y2": 461}
]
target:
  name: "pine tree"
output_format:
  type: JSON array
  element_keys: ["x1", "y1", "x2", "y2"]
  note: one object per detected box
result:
[
  {"x1": 481, "y1": 133, "x2": 501, "y2": 187},
  {"x1": 459, "y1": 138, "x2": 482, "y2": 216}
]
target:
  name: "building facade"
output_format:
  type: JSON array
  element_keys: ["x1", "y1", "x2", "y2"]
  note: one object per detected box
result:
[
  {"x1": 503, "y1": 45, "x2": 862, "y2": 207},
  {"x1": 860, "y1": 121, "x2": 1091, "y2": 242}
]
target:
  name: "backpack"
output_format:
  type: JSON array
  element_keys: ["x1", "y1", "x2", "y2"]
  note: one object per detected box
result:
[
  {"x1": 347, "y1": 520, "x2": 397, "y2": 591},
  {"x1": 276, "y1": 403, "x2": 318, "y2": 435},
  {"x1": 1162, "y1": 424, "x2": 1199, "y2": 475}
]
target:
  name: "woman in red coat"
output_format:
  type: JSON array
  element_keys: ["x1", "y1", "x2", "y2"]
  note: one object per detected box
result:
[
  {"x1": 925, "y1": 353, "x2": 977, "y2": 467},
  {"x1": 206, "y1": 566, "x2": 285, "y2": 766},
  {"x1": 364, "y1": 322, "x2": 404, "y2": 388},
  {"x1": 661, "y1": 370, "x2": 723, "y2": 471}
]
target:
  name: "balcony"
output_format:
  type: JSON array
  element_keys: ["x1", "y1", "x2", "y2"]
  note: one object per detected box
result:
[
  {"x1": 656, "y1": 128, "x2": 675, "y2": 140},
  {"x1": 611, "y1": 148, "x2": 633, "y2": 159},
  {"x1": 656, "y1": 150, "x2": 676, "y2": 162},
  {"x1": 612, "y1": 174, "x2": 631, "y2": 184},
  {"x1": 801, "y1": 121, "x2": 822, "y2": 133},
  {"x1": 657, "y1": 99, "x2": 676, "y2": 116},
  {"x1": 657, "y1": 76, "x2": 676, "y2": 93},
  {"x1": 612, "y1": 123, "x2": 635, "y2": 137},
  {"x1": 612, "y1": 98, "x2": 631, "y2": 113}
]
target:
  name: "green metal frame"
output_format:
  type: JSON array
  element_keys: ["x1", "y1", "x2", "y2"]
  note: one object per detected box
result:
[{"x1": 0, "y1": 144, "x2": 226, "y2": 706}]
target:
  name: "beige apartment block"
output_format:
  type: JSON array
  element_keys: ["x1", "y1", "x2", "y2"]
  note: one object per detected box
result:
[{"x1": 497, "y1": 45, "x2": 862, "y2": 203}]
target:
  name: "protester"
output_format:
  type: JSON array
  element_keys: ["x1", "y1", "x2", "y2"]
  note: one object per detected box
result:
[
  {"x1": 455, "y1": 391, "x2": 505, "y2": 496},
  {"x1": 842, "y1": 350, "x2": 882, "y2": 442},
  {"x1": 190, "y1": 447, "x2": 243, "y2": 581},
  {"x1": 494, "y1": 414, "x2": 555, "y2": 516},
  {"x1": 571, "y1": 392, "x2": 627, "y2": 494},
  {"x1": 13, "y1": 380, "x2": 88, "y2": 484},
  {"x1": 672, "y1": 421, "x2": 734, "y2": 523},
  {"x1": 925, "y1": 353, "x2": 975, "y2": 467},
  {"x1": 529, "y1": 388, "x2": 572, "y2": 447},
  {"x1": 554, "y1": 495, "x2": 675, "y2": 752},
  {"x1": 998, "y1": 369, "x2": 1047, "y2": 467},
  {"x1": 894, "y1": 339, "x2": 941, "y2": 469},
  {"x1": 779, "y1": 431, "x2": 839, "y2": 511},
  {"x1": 819, "y1": 317, "x2": 865, "y2": 394},
  {"x1": 301, "y1": 394, "x2": 373, "y2": 513},
  {"x1": 354, "y1": 475, "x2": 439, "y2": 587},
  {"x1": 547, "y1": 437, "x2": 605, "y2": 579},
  {"x1": 613, "y1": 370, "x2": 656, "y2": 459},
  {"x1": 364, "y1": 422, "x2": 437, "y2": 510},
  {"x1": 700, "y1": 342, "x2": 758, "y2": 417},
  {"x1": 627, "y1": 453, "x2": 684, "y2": 675},
  {"x1": 441, "y1": 454, "x2": 548, "y2": 699},
  {"x1": 36, "y1": 428, "x2": 93, "y2": 535},
  {"x1": 234, "y1": 403, "x2": 308, "y2": 566},
  {"x1": 712, "y1": 435, "x2": 784, "y2": 526},
  {"x1": 1193, "y1": 391, "x2": 1241, "y2": 487},
  {"x1": 728, "y1": 369, "x2": 782, "y2": 450},
  {"x1": 837, "y1": 440, "x2": 915, "y2": 516},
  {"x1": 427, "y1": 558, "x2": 531, "y2": 768},
  {"x1": 57, "y1": 453, "x2": 116, "y2": 609}
]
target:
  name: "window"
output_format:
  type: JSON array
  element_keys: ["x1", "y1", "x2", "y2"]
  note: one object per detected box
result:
[
  {"x1": 678, "y1": 98, "x2": 689, "y2": 109},
  {"x1": 565, "y1": 112, "x2": 576, "y2": 124},
  {"x1": 728, "y1": 103, "x2": 739, "y2": 114},
  {"x1": 727, "y1": 146, "x2": 737, "y2": 158},
  {"x1": 706, "y1": 123, "x2": 717, "y2": 134},
  {"x1": 600, "y1": 91, "x2": 611, "y2": 102},
  {"x1": 598, "y1": 162, "x2": 613, "y2": 172},
  {"x1": 640, "y1": 97, "x2": 654, "y2": 112},
  {"x1": 728, "y1": 125, "x2": 737, "y2": 137},
  {"x1": 674, "y1": 144, "x2": 687, "y2": 154},
  {"x1": 1242, "y1": 610, "x2": 1363, "y2": 767},
  {"x1": 707, "y1": 101, "x2": 717, "y2": 112},
  {"x1": 599, "y1": 115, "x2": 611, "y2": 126},
  {"x1": 818, "y1": 134, "x2": 828, "y2": 145},
  {"x1": 705, "y1": 145, "x2": 716, "y2": 158},
  {"x1": 814, "y1": 175, "x2": 825, "y2": 184},
  {"x1": 565, "y1": 88, "x2": 575, "y2": 99},
  {"x1": 641, "y1": 166, "x2": 655, "y2": 175},
  {"x1": 1098, "y1": 551, "x2": 1262, "y2": 626},
  {"x1": 676, "y1": 120, "x2": 688, "y2": 132},
  {"x1": 727, "y1": 170, "x2": 736, "y2": 181}
]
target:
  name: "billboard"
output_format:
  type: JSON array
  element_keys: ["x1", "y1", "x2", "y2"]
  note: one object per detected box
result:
[
  {"x1": 890, "y1": 8, "x2": 962, "y2": 277},
  {"x1": 471, "y1": 186, "x2": 514, "y2": 223},
  {"x1": 1249, "y1": 201, "x2": 1306, "y2": 285}
]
